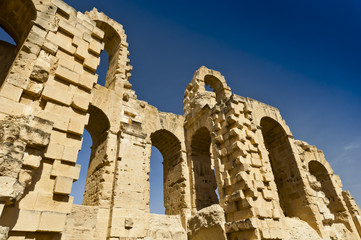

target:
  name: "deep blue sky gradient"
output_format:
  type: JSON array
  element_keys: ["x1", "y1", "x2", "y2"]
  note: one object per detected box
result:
[
  {"x1": 72, "y1": 0, "x2": 361, "y2": 211},
  {"x1": 1, "y1": 0, "x2": 360, "y2": 213}
]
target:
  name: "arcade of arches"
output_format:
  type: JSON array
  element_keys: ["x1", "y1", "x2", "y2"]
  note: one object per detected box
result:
[{"x1": 0, "y1": 0, "x2": 360, "y2": 239}]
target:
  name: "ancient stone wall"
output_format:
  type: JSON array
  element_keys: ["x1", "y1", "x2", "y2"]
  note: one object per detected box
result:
[
  {"x1": 182, "y1": 66, "x2": 361, "y2": 240},
  {"x1": 0, "y1": 0, "x2": 359, "y2": 239},
  {"x1": 0, "y1": 0, "x2": 105, "y2": 238}
]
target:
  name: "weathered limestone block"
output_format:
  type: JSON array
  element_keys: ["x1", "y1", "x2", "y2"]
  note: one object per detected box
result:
[
  {"x1": 0, "y1": 82, "x2": 23, "y2": 102},
  {"x1": 187, "y1": 204, "x2": 226, "y2": 240},
  {"x1": 42, "y1": 85, "x2": 72, "y2": 106},
  {"x1": 52, "y1": 0, "x2": 73, "y2": 16},
  {"x1": 79, "y1": 71, "x2": 98, "y2": 90},
  {"x1": 0, "y1": 207, "x2": 40, "y2": 232},
  {"x1": 46, "y1": 31, "x2": 76, "y2": 55},
  {"x1": 0, "y1": 115, "x2": 52, "y2": 205},
  {"x1": 83, "y1": 54, "x2": 100, "y2": 72},
  {"x1": 0, "y1": 177, "x2": 23, "y2": 203},
  {"x1": 44, "y1": 142, "x2": 64, "y2": 159},
  {"x1": 92, "y1": 26, "x2": 105, "y2": 40},
  {"x1": 0, "y1": 148, "x2": 24, "y2": 179},
  {"x1": 0, "y1": 226, "x2": 8, "y2": 240},
  {"x1": 54, "y1": 176, "x2": 73, "y2": 195},
  {"x1": 67, "y1": 117, "x2": 86, "y2": 136},
  {"x1": 72, "y1": 94, "x2": 90, "y2": 112},
  {"x1": 343, "y1": 191, "x2": 361, "y2": 237},
  {"x1": 58, "y1": 19, "x2": 82, "y2": 38},
  {"x1": 147, "y1": 214, "x2": 186, "y2": 240},
  {"x1": 19, "y1": 124, "x2": 50, "y2": 147},
  {"x1": 51, "y1": 160, "x2": 80, "y2": 180},
  {"x1": 55, "y1": 64, "x2": 80, "y2": 85},
  {"x1": 282, "y1": 217, "x2": 322, "y2": 240},
  {"x1": 62, "y1": 146, "x2": 79, "y2": 163},
  {"x1": 109, "y1": 208, "x2": 149, "y2": 238},
  {"x1": 38, "y1": 211, "x2": 67, "y2": 232},
  {"x1": 30, "y1": 65, "x2": 49, "y2": 83},
  {"x1": 62, "y1": 205, "x2": 100, "y2": 240}
]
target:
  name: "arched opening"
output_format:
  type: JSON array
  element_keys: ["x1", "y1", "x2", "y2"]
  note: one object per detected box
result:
[
  {"x1": 0, "y1": 27, "x2": 16, "y2": 45},
  {"x1": 150, "y1": 130, "x2": 185, "y2": 215},
  {"x1": 95, "y1": 50, "x2": 109, "y2": 87},
  {"x1": 0, "y1": 0, "x2": 36, "y2": 46},
  {"x1": 77, "y1": 105, "x2": 111, "y2": 206},
  {"x1": 149, "y1": 146, "x2": 165, "y2": 214},
  {"x1": 308, "y1": 161, "x2": 347, "y2": 225},
  {"x1": 204, "y1": 75, "x2": 226, "y2": 102},
  {"x1": 94, "y1": 20, "x2": 121, "y2": 88},
  {"x1": 0, "y1": 0, "x2": 36, "y2": 87},
  {"x1": 0, "y1": 29, "x2": 16, "y2": 87},
  {"x1": 191, "y1": 127, "x2": 219, "y2": 211},
  {"x1": 70, "y1": 129, "x2": 92, "y2": 204},
  {"x1": 260, "y1": 117, "x2": 308, "y2": 218}
]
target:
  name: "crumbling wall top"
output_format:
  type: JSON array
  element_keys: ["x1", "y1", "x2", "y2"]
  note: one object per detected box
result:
[
  {"x1": 85, "y1": 8, "x2": 132, "y2": 90},
  {"x1": 183, "y1": 66, "x2": 232, "y2": 118}
]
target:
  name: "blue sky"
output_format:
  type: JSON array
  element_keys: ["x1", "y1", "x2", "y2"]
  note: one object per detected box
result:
[{"x1": 1, "y1": 0, "x2": 360, "y2": 213}]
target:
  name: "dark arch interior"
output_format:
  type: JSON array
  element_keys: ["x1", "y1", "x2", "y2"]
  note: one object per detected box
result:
[
  {"x1": 0, "y1": 0, "x2": 36, "y2": 46},
  {"x1": 150, "y1": 129, "x2": 184, "y2": 215},
  {"x1": 191, "y1": 127, "x2": 219, "y2": 210},
  {"x1": 95, "y1": 20, "x2": 121, "y2": 88},
  {"x1": 151, "y1": 130, "x2": 181, "y2": 162},
  {"x1": 204, "y1": 75, "x2": 225, "y2": 102},
  {"x1": 260, "y1": 117, "x2": 309, "y2": 218},
  {"x1": 70, "y1": 129, "x2": 92, "y2": 205},
  {"x1": 308, "y1": 161, "x2": 347, "y2": 225},
  {"x1": 0, "y1": 0, "x2": 36, "y2": 87},
  {"x1": 0, "y1": 39, "x2": 16, "y2": 87},
  {"x1": 85, "y1": 105, "x2": 110, "y2": 143},
  {"x1": 82, "y1": 105, "x2": 111, "y2": 206}
]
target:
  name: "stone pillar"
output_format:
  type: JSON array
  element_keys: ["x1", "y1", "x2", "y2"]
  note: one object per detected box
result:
[{"x1": 108, "y1": 122, "x2": 149, "y2": 239}]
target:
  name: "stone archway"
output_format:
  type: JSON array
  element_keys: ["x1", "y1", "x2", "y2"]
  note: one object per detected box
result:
[
  {"x1": 308, "y1": 160, "x2": 348, "y2": 226},
  {"x1": 82, "y1": 105, "x2": 111, "y2": 206},
  {"x1": 0, "y1": 0, "x2": 36, "y2": 46},
  {"x1": 0, "y1": 0, "x2": 36, "y2": 86},
  {"x1": 150, "y1": 129, "x2": 185, "y2": 215},
  {"x1": 86, "y1": 9, "x2": 132, "y2": 91},
  {"x1": 190, "y1": 127, "x2": 219, "y2": 211},
  {"x1": 260, "y1": 117, "x2": 308, "y2": 217}
]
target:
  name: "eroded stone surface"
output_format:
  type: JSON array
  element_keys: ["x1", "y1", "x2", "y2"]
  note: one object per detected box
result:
[
  {"x1": 187, "y1": 204, "x2": 226, "y2": 240},
  {"x1": 147, "y1": 214, "x2": 186, "y2": 240},
  {"x1": 0, "y1": 226, "x2": 8, "y2": 240},
  {"x1": 62, "y1": 205, "x2": 99, "y2": 240},
  {"x1": 0, "y1": 177, "x2": 24, "y2": 203},
  {"x1": 283, "y1": 217, "x2": 322, "y2": 240}
]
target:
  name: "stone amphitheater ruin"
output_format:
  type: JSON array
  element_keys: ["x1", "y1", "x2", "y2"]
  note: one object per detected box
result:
[{"x1": 0, "y1": 0, "x2": 360, "y2": 239}]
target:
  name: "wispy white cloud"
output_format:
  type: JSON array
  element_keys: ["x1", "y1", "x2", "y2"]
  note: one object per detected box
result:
[
  {"x1": 344, "y1": 143, "x2": 360, "y2": 151},
  {"x1": 330, "y1": 139, "x2": 361, "y2": 165}
]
